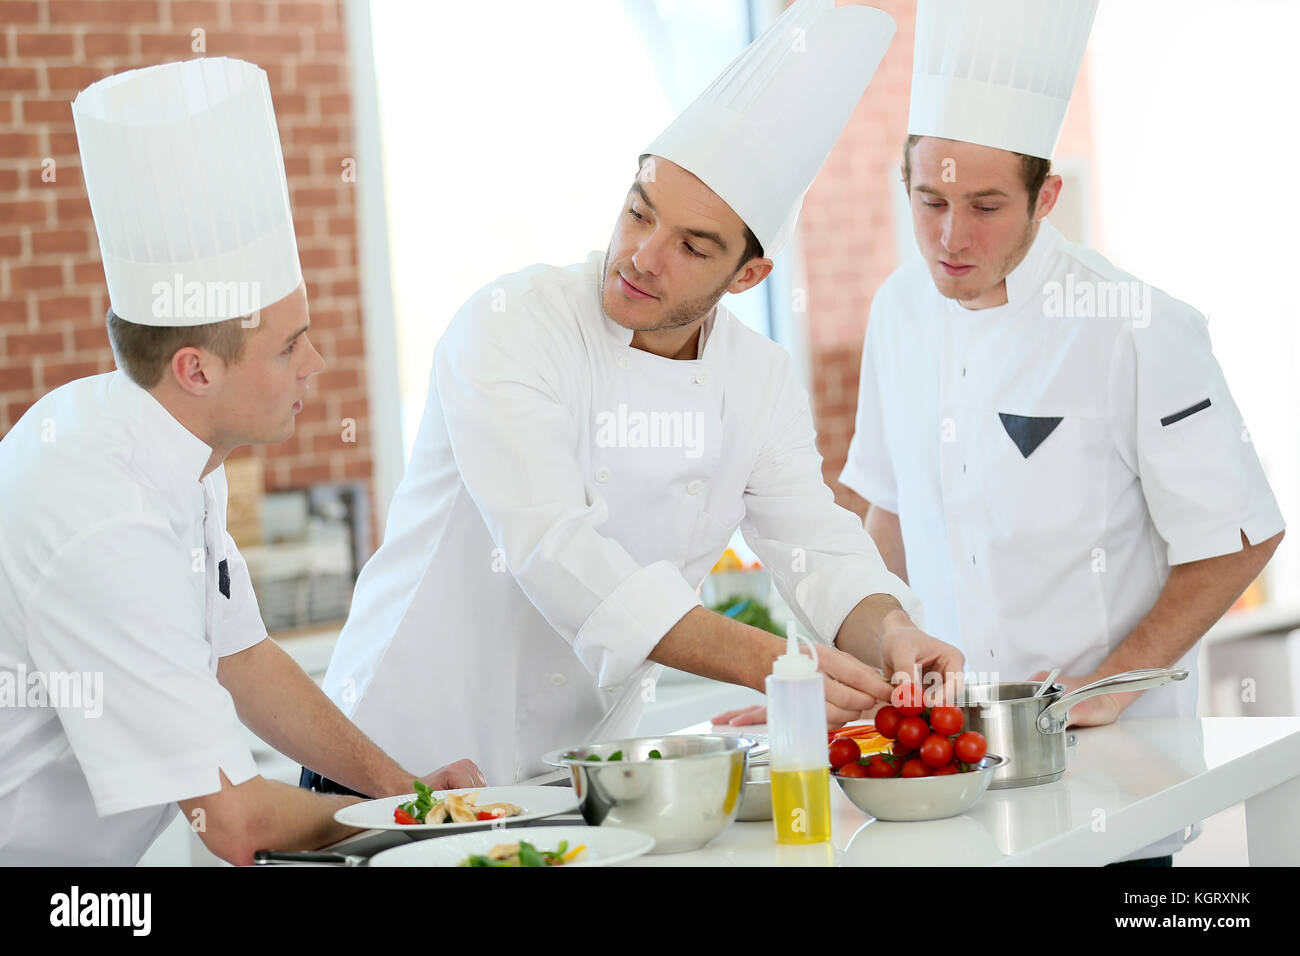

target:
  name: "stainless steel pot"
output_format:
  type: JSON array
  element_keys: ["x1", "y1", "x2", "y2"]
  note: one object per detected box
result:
[{"x1": 957, "y1": 667, "x2": 1188, "y2": 789}]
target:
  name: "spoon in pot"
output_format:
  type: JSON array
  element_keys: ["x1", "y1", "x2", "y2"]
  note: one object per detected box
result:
[{"x1": 1034, "y1": 668, "x2": 1061, "y2": 698}]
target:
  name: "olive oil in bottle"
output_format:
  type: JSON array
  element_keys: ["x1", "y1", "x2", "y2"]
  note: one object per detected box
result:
[
  {"x1": 771, "y1": 766, "x2": 832, "y2": 844},
  {"x1": 766, "y1": 623, "x2": 832, "y2": 845}
]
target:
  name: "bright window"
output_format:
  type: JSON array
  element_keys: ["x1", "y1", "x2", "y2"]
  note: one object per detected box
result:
[{"x1": 369, "y1": 0, "x2": 773, "y2": 460}]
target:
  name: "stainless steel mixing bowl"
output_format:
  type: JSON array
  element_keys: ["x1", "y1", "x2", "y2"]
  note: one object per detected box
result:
[
  {"x1": 542, "y1": 734, "x2": 753, "y2": 854},
  {"x1": 833, "y1": 754, "x2": 1008, "y2": 822}
]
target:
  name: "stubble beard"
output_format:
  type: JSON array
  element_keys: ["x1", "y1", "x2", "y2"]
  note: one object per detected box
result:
[
  {"x1": 602, "y1": 242, "x2": 736, "y2": 332},
  {"x1": 939, "y1": 216, "x2": 1038, "y2": 305}
]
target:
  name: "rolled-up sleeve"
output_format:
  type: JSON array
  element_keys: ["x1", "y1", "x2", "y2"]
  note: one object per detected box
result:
[
  {"x1": 26, "y1": 518, "x2": 259, "y2": 817},
  {"x1": 740, "y1": 352, "x2": 922, "y2": 643},
  {"x1": 216, "y1": 532, "x2": 268, "y2": 658},
  {"x1": 434, "y1": 296, "x2": 700, "y2": 689},
  {"x1": 1114, "y1": 303, "x2": 1285, "y2": 565}
]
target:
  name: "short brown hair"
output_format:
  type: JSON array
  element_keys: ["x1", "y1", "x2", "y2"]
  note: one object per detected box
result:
[
  {"x1": 637, "y1": 153, "x2": 765, "y2": 271},
  {"x1": 902, "y1": 134, "x2": 1052, "y2": 216},
  {"x1": 737, "y1": 224, "x2": 764, "y2": 272},
  {"x1": 106, "y1": 308, "x2": 249, "y2": 389}
]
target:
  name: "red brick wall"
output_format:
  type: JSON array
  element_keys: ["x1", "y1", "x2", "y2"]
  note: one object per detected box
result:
[
  {"x1": 798, "y1": 0, "x2": 1094, "y2": 517},
  {"x1": 0, "y1": 0, "x2": 372, "y2": 496}
]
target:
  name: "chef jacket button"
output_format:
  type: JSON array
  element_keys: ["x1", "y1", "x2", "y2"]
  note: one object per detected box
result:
[
  {"x1": 595, "y1": 467, "x2": 611, "y2": 483},
  {"x1": 693, "y1": 371, "x2": 708, "y2": 385},
  {"x1": 550, "y1": 673, "x2": 567, "y2": 686},
  {"x1": 617, "y1": 355, "x2": 631, "y2": 370},
  {"x1": 686, "y1": 479, "x2": 704, "y2": 495}
]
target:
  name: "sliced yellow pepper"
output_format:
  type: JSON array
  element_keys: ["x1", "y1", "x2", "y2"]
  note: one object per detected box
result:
[
  {"x1": 711, "y1": 549, "x2": 744, "y2": 573},
  {"x1": 561, "y1": 844, "x2": 586, "y2": 863}
]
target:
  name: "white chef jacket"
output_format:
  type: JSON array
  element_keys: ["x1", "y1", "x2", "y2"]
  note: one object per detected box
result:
[
  {"x1": 0, "y1": 372, "x2": 265, "y2": 865},
  {"x1": 841, "y1": 220, "x2": 1284, "y2": 859},
  {"x1": 324, "y1": 251, "x2": 919, "y2": 785}
]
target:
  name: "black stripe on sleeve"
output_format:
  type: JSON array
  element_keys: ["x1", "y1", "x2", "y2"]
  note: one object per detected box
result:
[{"x1": 1160, "y1": 398, "x2": 1212, "y2": 427}]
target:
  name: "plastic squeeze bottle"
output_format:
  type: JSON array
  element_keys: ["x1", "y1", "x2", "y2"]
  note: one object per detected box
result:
[{"x1": 766, "y1": 622, "x2": 831, "y2": 844}]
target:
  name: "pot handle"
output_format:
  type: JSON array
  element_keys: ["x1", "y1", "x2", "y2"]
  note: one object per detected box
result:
[{"x1": 1037, "y1": 667, "x2": 1188, "y2": 734}]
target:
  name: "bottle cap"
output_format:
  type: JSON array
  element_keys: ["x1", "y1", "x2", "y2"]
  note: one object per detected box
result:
[{"x1": 771, "y1": 619, "x2": 819, "y2": 679}]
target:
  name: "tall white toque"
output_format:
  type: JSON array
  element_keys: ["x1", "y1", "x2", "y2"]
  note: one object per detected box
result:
[
  {"x1": 72, "y1": 57, "x2": 302, "y2": 326},
  {"x1": 641, "y1": 0, "x2": 896, "y2": 257},
  {"x1": 908, "y1": 0, "x2": 1098, "y2": 160}
]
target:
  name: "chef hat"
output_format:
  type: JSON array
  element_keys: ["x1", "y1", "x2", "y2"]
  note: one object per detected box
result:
[
  {"x1": 908, "y1": 0, "x2": 1098, "y2": 160},
  {"x1": 641, "y1": 0, "x2": 895, "y2": 257},
  {"x1": 72, "y1": 57, "x2": 302, "y2": 326}
]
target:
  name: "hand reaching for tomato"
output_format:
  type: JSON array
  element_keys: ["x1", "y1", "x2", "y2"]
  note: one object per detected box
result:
[
  {"x1": 877, "y1": 621, "x2": 965, "y2": 705},
  {"x1": 712, "y1": 640, "x2": 899, "y2": 729}
]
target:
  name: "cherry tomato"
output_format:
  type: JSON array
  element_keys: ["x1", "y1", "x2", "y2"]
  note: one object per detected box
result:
[
  {"x1": 931, "y1": 763, "x2": 959, "y2": 776},
  {"x1": 954, "y1": 731, "x2": 988, "y2": 765},
  {"x1": 892, "y1": 739, "x2": 915, "y2": 759},
  {"x1": 896, "y1": 716, "x2": 930, "y2": 750},
  {"x1": 393, "y1": 807, "x2": 418, "y2": 826},
  {"x1": 929, "y1": 706, "x2": 964, "y2": 736},
  {"x1": 857, "y1": 754, "x2": 889, "y2": 780},
  {"x1": 874, "y1": 705, "x2": 901, "y2": 739},
  {"x1": 891, "y1": 682, "x2": 925, "y2": 718},
  {"x1": 901, "y1": 758, "x2": 931, "y2": 778},
  {"x1": 919, "y1": 733, "x2": 954, "y2": 769},
  {"x1": 838, "y1": 760, "x2": 869, "y2": 778},
  {"x1": 828, "y1": 737, "x2": 861, "y2": 770}
]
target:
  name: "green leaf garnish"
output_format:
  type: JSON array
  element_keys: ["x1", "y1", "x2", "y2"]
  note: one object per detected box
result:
[{"x1": 517, "y1": 841, "x2": 547, "y2": 868}]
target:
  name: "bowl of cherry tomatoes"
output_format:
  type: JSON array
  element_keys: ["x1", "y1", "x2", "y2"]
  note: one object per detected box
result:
[{"x1": 829, "y1": 683, "x2": 1007, "y2": 822}]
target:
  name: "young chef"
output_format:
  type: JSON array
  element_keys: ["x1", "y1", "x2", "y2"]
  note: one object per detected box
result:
[
  {"x1": 312, "y1": 0, "x2": 964, "y2": 792},
  {"x1": 0, "y1": 58, "x2": 482, "y2": 866},
  {"x1": 839, "y1": 0, "x2": 1284, "y2": 862}
]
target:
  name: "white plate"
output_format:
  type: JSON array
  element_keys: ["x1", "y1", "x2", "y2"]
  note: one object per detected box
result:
[
  {"x1": 333, "y1": 786, "x2": 576, "y2": 833},
  {"x1": 368, "y1": 826, "x2": 654, "y2": 868}
]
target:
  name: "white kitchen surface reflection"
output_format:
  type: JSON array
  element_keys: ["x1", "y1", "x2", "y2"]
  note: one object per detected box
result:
[{"x1": 655, "y1": 717, "x2": 1300, "y2": 867}]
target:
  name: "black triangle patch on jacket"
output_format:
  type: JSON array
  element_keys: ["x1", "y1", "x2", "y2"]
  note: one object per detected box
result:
[
  {"x1": 999, "y1": 413, "x2": 1063, "y2": 458},
  {"x1": 218, "y1": 558, "x2": 231, "y2": 599}
]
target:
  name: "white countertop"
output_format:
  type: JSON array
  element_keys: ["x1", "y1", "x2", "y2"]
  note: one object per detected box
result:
[
  {"x1": 611, "y1": 716, "x2": 1300, "y2": 866},
  {"x1": 328, "y1": 714, "x2": 1300, "y2": 866}
]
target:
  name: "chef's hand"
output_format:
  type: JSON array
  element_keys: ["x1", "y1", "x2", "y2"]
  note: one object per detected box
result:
[
  {"x1": 712, "y1": 704, "x2": 768, "y2": 727},
  {"x1": 417, "y1": 758, "x2": 488, "y2": 790},
  {"x1": 711, "y1": 643, "x2": 896, "y2": 729},
  {"x1": 1029, "y1": 671, "x2": 1123, "y2": 727},
  {"x1": 878, "y1": 622, "x2": 965, "y2": 706},
  {"x1": 710, "y1": 631, "x2": 969, "y2": 726}
]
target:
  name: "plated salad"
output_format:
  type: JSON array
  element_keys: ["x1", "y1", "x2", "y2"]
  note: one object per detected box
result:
[
  {"x1": 459, "y1": 840, "x2": 585, "y2": 867},
  {"x1": 393, "y1": 781, "x2": 523, "y2": 825}
]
